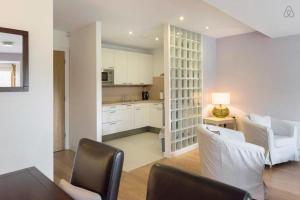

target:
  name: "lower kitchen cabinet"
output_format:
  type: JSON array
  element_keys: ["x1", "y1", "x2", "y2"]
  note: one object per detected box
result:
[
  {"x1": 133, "y1": 103, "x2": 149, "y2": 129},
  {"x1": 149, "y1": 103, "x2": 163, "y2": 128},
  {"x1": 102, "y1": 102, "x2": 163, "y2": 136},
  {"x1": 102, "y1": 104, "x2": 133, "y2": 135}
]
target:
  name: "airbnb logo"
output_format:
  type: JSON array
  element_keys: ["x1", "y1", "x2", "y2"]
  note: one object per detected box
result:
[{"x1": 284, "y1": 5, "x2": 295, "y2": 18}]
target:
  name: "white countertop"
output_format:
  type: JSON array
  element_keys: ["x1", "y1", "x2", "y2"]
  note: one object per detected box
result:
[{"x1": 102, "y1": 99, "x2": 164, "y2": 106}]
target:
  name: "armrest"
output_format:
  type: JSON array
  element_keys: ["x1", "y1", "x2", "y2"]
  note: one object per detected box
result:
[
  {"x1": 242, "y1": 118, "x2": 273, "y2": 151},
  {"x1": 271, "y1": 118, "x2": 296, "y2": 137}
]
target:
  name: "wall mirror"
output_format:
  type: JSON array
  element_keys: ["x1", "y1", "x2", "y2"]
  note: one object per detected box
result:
[{"x1": 0, "y1": 27, "x2": 28, "y2": 92}]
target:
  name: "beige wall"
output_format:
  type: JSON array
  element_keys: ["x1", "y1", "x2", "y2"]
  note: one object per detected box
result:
[
  {"x1": 0, "y1": 0, "x2": 53, "y2": 178},
  {"x1": 216, "y1": 32, "x2": 300, "y2": 121},
  {"x1": 69, "y1": 22, "x2": 102, "y2": 150}
]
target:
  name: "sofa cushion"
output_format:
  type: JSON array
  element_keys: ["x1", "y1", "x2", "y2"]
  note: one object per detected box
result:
[
  {"x1": 249, "y1": 113, "x2": 271, "y2": 128},
  {"x1": 58, "y1": 179, "x2": 102, "y2": 200},
  {"x1": 274, "y1": 135, "x2": 294, "y2": 148}
]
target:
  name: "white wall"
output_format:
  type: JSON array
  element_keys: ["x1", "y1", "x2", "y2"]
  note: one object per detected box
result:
[
  {"x1": 0, "y1": 0, "x2": 53, "y2": 178},
  {"x1": 202, "y1": 35, "x2": 217, "y2": 117},
  {"x1": 69, "y1": 22, "x2": 102, "y2": 150},
  {"x1": 53, "y1": 30, "x2": 70, "y2": 149},
  {"x1": 216, "y1": 32, "x2": 300, "y2": 121}
]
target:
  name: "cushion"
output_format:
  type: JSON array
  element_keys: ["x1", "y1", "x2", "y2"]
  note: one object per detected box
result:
[
  {"x1": 274, "y1": 135, "x2": 295, "y2": 148},
  {"x1": 58, "y1": 179, "x2": 102, "y2": 200},
  {"x1": 249, "y1": 113, "x2": 271, "y2": 128}
]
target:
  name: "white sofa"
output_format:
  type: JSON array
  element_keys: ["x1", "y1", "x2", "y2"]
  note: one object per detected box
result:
[
  {"x1": 241, "y1": 114, "x2": 299, "y2": 166},
  {"x1": 197, "y1": 125, "x2": 265, "y2": 200}
]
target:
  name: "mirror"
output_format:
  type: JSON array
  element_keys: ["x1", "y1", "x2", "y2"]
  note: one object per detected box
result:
[{"x1": 0, "y1": 27, "x2": 28, "y2": 92}]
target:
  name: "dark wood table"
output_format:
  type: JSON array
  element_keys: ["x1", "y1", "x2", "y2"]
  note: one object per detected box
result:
[{"x1": 0, "y1": 167, "x2": 73, "y2": 200}]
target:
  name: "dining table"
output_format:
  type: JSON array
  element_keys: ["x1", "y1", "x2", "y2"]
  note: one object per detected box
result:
[{"x1": 0, "y1": 167, "x2": 73, "y2": 200}]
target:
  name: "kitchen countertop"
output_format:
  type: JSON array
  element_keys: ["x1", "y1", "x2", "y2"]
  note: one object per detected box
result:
[{"x1": 102, "y1": 99, "x2": 164, "y2": 106}]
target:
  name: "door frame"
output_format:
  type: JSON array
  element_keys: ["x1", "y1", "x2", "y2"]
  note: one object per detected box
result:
[{"x1": 54, "y1": 47, "x2": 70, "y2": 150}]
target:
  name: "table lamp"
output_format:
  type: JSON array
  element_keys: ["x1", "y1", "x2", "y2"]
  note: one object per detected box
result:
[{"x1": 212, "y1": 93, "x2": 230, "y2": 118}]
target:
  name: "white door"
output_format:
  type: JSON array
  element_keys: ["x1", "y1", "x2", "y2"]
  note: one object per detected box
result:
[
  {"x1": 114, "y1": 50, "x2": 128, "y2": 85},
  {"x1": 127, "y1": 52, "x2": 140, "y2": 84},
  {"x1": 102, "y1": 48, "x2": 115, "y2": 69}
]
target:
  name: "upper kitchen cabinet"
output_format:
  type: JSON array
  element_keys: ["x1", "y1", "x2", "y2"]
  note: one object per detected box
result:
[
  {"x1": 127, "y1": 51, "x2": 140, "y2": 85},
  {"x1": 102, "y1": 48, "x2": 115, "y2": 69},
  {"x1": 114, "y1": 50, "x2": 128, "y2": 85},
  {"x1": 139, "y1": 54, "x2": 153, "y2": 85},
  {"x1": 102, "y1": 47, "x2": 154, "y2": 85}
]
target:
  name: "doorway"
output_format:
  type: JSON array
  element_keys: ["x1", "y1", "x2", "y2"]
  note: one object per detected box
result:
[{"x1": 53, "y1": 51, "x2": 65, "y2": 152}]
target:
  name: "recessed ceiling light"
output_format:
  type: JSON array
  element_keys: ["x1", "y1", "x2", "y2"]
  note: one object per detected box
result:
[
  {"x1": 179, "y1": 16, "x2": 184, "y2": 21},
  {"x1": 155, "y1": 37, "x2": 159, "y2": 41},
  {"x1": 205, "y1": 26, "x2": 210, "y2": 30},
  {"x1": 2, "y1": 41, "x2": 14, "y2": 47},
  {"x1": 129, "y1": 31, "x2": 133, "y2": 35}
]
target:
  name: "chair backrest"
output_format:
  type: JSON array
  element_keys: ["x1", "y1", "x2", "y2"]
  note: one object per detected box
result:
[
  {"x1": 146, "y1": 164, "x2": 251, "y2": 200},
  {"x1": 71, "y1": 138, "x2": 124, "y2": 200}
]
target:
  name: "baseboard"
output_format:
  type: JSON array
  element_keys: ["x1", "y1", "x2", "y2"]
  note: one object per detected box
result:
[
  {"x1": 102, "y1": 126, "x2": 161, "y2": 142},
  {"x1": 164, "y1": 143, "x2": 198, "y2": 158}
]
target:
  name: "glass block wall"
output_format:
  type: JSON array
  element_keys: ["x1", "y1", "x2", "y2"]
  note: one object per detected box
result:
[{"x1": 169, "y1": 25, "x2": 202, "y2": 152}]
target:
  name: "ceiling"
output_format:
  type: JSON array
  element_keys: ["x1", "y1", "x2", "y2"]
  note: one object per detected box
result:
[
  {"x1": 0, "y1": 32, "x2": 22, "y2": 54},
  {"x1": 204, "y1": 0, "x2": 300, "y2": 38},
  {"x1": 54, "y1": 0, "x2": 254, "y2": 50}
]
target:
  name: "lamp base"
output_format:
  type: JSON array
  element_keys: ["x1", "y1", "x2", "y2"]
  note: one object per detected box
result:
[{"x1": 212, "y1": 105, "x2": 230, "y2": 118}]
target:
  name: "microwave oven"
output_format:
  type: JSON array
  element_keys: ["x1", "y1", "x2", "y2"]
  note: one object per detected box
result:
[{"x1": 102, "y1": 69, "x2": 114, "y2": 85}]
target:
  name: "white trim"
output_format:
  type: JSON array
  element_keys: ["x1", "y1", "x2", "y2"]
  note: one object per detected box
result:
[
  {"x1": 164, "y1": 143, "x2": 198, "y2": 158},
  {"x1": 53, "y1": 45, "x2": 70, "y2": 150},
  {"x1": 163, "y1": 24, "x2": 171, "y2": 156}
]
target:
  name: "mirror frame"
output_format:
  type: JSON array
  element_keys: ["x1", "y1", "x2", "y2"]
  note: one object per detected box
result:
[{"x1": 0, "y1": 27, "x2": 29, "y2": 92}]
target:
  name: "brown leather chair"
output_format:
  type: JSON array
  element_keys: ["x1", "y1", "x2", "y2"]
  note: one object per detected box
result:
[
  {"x1": 70, "y1": 138, "x2": 124, "y2": 200},
  {"x1": 146, "y1": 164, "x2": 252, "y2": 200}
]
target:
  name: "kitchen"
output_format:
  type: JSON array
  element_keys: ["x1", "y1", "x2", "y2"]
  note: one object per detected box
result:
[{"x1": 101, "y1": 41, "x2": 165, "y2": 171}]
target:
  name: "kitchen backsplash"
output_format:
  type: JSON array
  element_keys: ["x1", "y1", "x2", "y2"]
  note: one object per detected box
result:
[{"x1": 102, "y1": 76, "x2": 164, "y2": 103}]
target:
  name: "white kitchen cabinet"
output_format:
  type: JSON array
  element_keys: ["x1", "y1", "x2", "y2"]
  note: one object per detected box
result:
[
  {"x1": 102, "y1": 102, "x2": 163, "y2": 136},
  {"x1": 114, "y1": 50, "x2": 128, "y2": 85},
  {"x1": 133, "y1": 103, "x2": 149, "y2": 128},
  {"x1": 102, "y1": 104, "x2": 133, "y2": 135},
  {"x1": 102, "y1": 48, "x2": 115, "y2": 69},
  {"x1": 127, "y1": 52, "x2": 140, "y2": 85},
  {"x1": 102, "y1": 48, "x2": 153, "y2": 85},
  {"x1": 139, "y1": 54, "x2": 153, "y2": 85},
  {"x1": 149, "y1": 103, "x2": 163, "y2": 128}
]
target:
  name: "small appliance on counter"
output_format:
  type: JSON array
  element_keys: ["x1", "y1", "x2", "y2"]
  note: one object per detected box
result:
[{"x1": 142, "y1": 88, "x2": 149, "y2": 100}]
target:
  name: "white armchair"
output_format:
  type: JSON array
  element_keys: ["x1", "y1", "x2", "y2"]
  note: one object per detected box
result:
[
  {"x1": 197, "y1": 125, "x2": 265, "y2": 200},
  {"x1": 241, "y1": 114, "x2": 299, "y2": 166}
]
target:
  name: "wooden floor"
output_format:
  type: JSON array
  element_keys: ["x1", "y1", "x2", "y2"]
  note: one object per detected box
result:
[{"x1": 54, "y1": 150, "x2": 300, "y2": 200}]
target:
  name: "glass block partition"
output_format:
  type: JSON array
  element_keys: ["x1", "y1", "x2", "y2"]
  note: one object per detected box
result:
[{"x1": 167, "y1": 25, "x2": 202, "y2": 153}]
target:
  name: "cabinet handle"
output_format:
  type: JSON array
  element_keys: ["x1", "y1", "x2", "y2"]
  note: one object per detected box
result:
[
  {"x1": 110, "y1": 111, "x2": 116, "y2": 113},
  {"x1": 111, "y1": 122, "x2": 117, "y2": 125},
  {"x1": 136, "y1": 108, "x2": 141, "y2": 110}
]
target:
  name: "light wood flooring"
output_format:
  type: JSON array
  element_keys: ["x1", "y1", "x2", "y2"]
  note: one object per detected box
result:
[{"x1": 54, "y1": 150, "x2": 300, "y2": 200}]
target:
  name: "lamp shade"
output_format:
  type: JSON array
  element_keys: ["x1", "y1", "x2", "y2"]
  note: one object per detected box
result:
[{"x1": 212, "y1": 93, "x2": 230, "y2": 105}]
